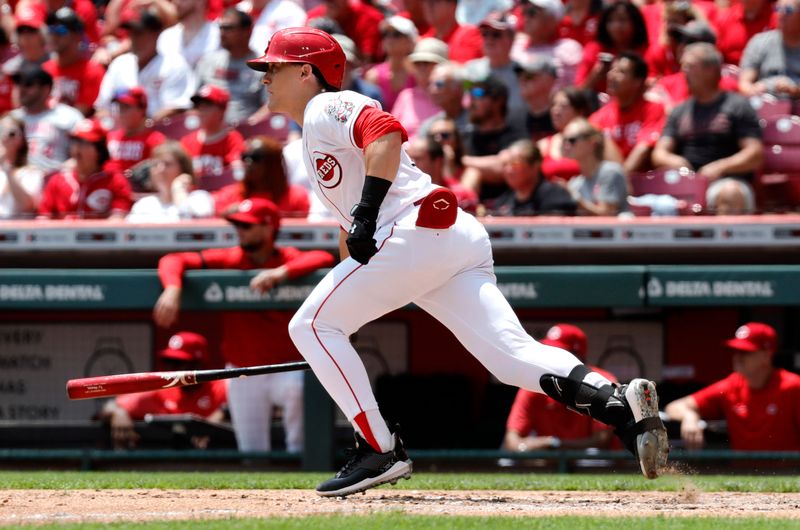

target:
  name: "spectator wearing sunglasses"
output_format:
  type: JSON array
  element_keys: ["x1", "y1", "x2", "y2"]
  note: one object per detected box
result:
[
  {"x1": 127, "y1": 140, "x2": 214, "y2": 222},
  {"x1": 463, "y1": 11, "x2": 526, "y2": 121},
  {"x1": 154, "y1": 198, "x2": 335, "y2": 453},
  {"x1": 42, "y1": 7, "x2": 106, "y2": 116},
  {"x1": 364, "y1": 16, "x2": 418, "y2": 112},
  {"x1": 460, "y1": 76, "x2": 527, "y2": 202},
  {"x1": 213, "y1": 135, "x2": 310, "y2": 218},
  {"x1": 740, "y1": 0, "x2": 800, "y2": 99},
  {"x1": 196, "y1": 8, "x2": 269, "y2": 126},
  {"x1": 511, "y1": 0, "x2": 583, "y2": 91},
  {"x1": 99, "y1": 331, "x2": 227, "y2": 450},
  {"x1": 10, "y1": 63, "x2": 83, "y2": 173},
  {"x1": 417, "y1": 61, "x2": 469, "y2": 139},
  {"x1": 0, "y1": 113, "x2": 44, "y2": 218},
  {"x1": 562, "y1": 117, "x2": 629, "y2": 216}
]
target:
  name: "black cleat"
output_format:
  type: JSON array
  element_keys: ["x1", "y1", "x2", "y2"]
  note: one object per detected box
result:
[{"x1": 316, "y1": 432, "x2": 412, "y2": 498}]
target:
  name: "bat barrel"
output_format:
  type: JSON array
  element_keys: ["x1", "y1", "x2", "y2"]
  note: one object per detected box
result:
[{"x1": 66, "y1": 371, "x2": 197, "y2": 400}]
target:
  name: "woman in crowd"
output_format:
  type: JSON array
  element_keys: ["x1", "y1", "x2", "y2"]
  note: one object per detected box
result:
[
  {"x1": 391, "y1": 37, "x2": 448, "y2": 139},
  {"x1": 127, "y1": 141, "x2": 214, "y2": 222},
  {"x1": 561, "y1": 117, "x2": 629, "y2": 216},
  {"x1": 213, "y1": 135, "x2": 309, "y2": 218},
  {"x1": 575, "y1": 0, "x2": 648, "y2": 93},
  {"x1": 427, "y1": 116, "x2": 466, "y2": 183},
  {"x1": 364, "y1": 16, "x2": 418, "y2": 112},
  {"x1": 0, "y1": 113, "x2": 43, "y2": 218}
]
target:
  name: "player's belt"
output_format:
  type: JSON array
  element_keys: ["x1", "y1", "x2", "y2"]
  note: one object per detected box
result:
[{"x1": 414, "y1": 188, "x2": 457, "y2": 229}]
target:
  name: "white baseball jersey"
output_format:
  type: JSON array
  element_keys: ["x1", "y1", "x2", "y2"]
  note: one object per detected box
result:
[{"x1": 301, "y1": 90, "x2": 436, "y2": 231}]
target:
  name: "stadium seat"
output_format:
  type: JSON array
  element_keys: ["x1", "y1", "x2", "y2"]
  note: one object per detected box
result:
[
  {"x1": 235, "y1": 114, "x2": 291, "y2": 143},
  {"x1": 628, "y1": 168, "x2": 708, "y2": 215},
  {"x1": 759, "y1": 114, "x2": 800, "y2": 146},
  {"x1": 749, "y1": 95, "x2": 792, "y2": 121},
  {"x1": 151, "y1": 112, "x2": 201, "y2": 140}
]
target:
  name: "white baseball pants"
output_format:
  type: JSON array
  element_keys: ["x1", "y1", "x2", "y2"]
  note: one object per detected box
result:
[
  {"x1": 226, "y1": 368, "x2": 304, "y2": 452},
  {"x1": 289, "y1": 208, "x2": 589, "y2": 452}
]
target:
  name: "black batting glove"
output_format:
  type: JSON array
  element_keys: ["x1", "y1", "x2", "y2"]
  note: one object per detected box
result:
[{"x1": 346, "y1": 205, "x2": 378, "y2": 265}]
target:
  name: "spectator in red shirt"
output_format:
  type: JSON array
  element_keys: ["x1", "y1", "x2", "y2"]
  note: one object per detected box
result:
[
  {"x1": 420, "y1": 0, "x2": 483, "y2": 63},
  {"x1": 153, "y1": 198, "x2": 335, "y2": 452},
  {"x1": 666, "y1": 322, "x2": 800, "y2": 452},
  {"x1": 213, "y1": 135, "x2": 310, "y2": 218},
  {"x1": 590, "y1": 52, "x2": 666, "y2": 174},
  {"x1": 537, "y1": 87, "x2": 599, "y2": 182},
  {"x1": 180, "y1": 85, "x2": 245, "y2": 191},
  {"x1": 106, "y1": 87, "x2": 167, "y2": 187},
  {"x1": 306, "y1": 0, "x2": 385, "y2": 64},
  {"x1": 38, "y1": 118, "x2": 133, "y2": 219},
  {"x1": 42, "y1": 7, "x2": 105, "y2": 116},
  {"x1": 99, "y1": 331, "x2": 228, "y2": 450},
  {"x1": 503, "y1": 324, "x2": 617, "y2": 453},
  {"x1": 576, "y1": 0, "x2": 649, "y2": 94},
  {"x1": 558, "y1": 0, "x2": 601, "y2": 46},
  {"x1": 715, "y1": 0, "x2": 777, "y2": 66}
]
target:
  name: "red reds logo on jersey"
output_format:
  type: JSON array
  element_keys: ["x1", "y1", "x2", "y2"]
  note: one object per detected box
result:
[{"x1": 313, "y1": 151, "x2": 343, "y2": 189}]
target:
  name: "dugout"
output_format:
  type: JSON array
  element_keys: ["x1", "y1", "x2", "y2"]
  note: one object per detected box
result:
[{"x1": 1, "y1": 216, "x2": 799, "y2": 469}]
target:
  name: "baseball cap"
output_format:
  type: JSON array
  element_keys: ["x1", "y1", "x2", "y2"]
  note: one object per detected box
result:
[
  {"x1": 479, "y1": 11, "x2": 517, "y2": 33},
  {"x1": 160, "y1": 332, "x2": 208, "y2": 363},
  {"x1": 46, "y1": 7, "x2": 84, "y2": 34},
  {"x1": 514, "y1": 54, "x2": 557, "y2": 77},
  {"x1": 527, "y1": 0, "x2": 565, "y2": 20},
  {"x1": 381, "y1": 15, "x2": 419, "y2": 41},
  {"x1": 11, "y1": 63, "x2": 53, "y2": 86},
  {"x1": 70, "y1": 118, "x2": 107, "y2": 143},
  {"x1": 333, "y1": 33, "x2": 360, "y2": 65},
  {"x1": 112, "y1": 86, "x2": 148, "y2": 108},
  {"x1": 668, "y1": 21, "x2": 717, "y2": 45},
  {"x1": 191, "y1": 84, "x2": 230, "y2": 107},
  {"x1": 725, "y1": 322, "x2": 777, "y2": 354},
  {"x1": 225, "y1": 198, "x2": 281, "y2": 229},
  {"x1": 408, "y1": 38, "x2": 449, "y2": 64},
  {"x1": 15, "y1": 5, "x2": 45, "y2": 30},
  {"x1": 120, "y1": 7, "x2": 164, "y2": 33},
  {"x1": 541, "y1": 324, "x2": 587, "y2": 358}
]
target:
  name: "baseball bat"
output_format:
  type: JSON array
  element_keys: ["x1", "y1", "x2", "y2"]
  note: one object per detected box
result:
[{"x1": 66, "y1": 360, "x2": 311, "y2": 400}]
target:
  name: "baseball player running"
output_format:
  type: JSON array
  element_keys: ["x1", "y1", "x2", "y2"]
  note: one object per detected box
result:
[{"x1": 247, "y1": 27, "x2": 669, "y2": 498}]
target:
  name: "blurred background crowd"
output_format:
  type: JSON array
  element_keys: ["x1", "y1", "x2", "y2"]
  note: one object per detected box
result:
[{"x1": 1, "y1": 0, "x2": 800, "y2": 222}]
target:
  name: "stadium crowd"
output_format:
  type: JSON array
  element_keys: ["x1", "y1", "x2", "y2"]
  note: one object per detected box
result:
[{"x1": 1, "y1": 0, "x2": 800, "y2": 221}]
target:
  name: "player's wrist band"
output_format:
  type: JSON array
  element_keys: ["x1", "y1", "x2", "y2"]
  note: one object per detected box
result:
[{"x1": 352, "y1": 175, "x2": 392, "y2": 221}]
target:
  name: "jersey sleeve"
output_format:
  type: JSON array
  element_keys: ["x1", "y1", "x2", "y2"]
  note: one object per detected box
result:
[
  {"x1": 279, "y1": 247, "x2": 335, "y2": 279},
  {"x1": 506, "y1": 389, "x2": 538, "y2": 436},
  {"x1": 157, "y1": 251, "x2": 206, "y2": 288},
  {"x1": 353, "y1": 106, "x2": 409, "y2": 148},
  {"x1": 308, "y1": 92, "x2": 379, "y2": 149},
  {"x1": 690, "y1": 377, "x2": 731, "y2": 420}
]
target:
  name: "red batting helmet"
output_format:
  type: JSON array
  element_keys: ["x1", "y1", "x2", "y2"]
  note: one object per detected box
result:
[{"x1": 247, "y1": 27, "x2": 346, "y2": 90}]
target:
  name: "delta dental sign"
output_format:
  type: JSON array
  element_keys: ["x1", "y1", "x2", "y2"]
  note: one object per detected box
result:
[{"x1": 0, "y1": 284, "x2": 105, "y2": 302}]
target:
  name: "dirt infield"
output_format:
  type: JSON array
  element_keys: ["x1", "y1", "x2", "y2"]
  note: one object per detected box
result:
[{"x1": 2, "y1": 488, "x2": 800, "y2": 525}]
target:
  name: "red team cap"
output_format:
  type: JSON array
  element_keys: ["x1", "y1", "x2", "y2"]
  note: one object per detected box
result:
[
  {"x1": 191, "y1": 84, "x2": 230, "y2": 108},
  {"x1": 70, "y1": 118, "x2": 107, "y2": 143},
  {"x1": 247, "y1": 27, "x2": 346, "y2": 90},
  {"x1": 225, "y1": 198, "x2": 281, "y2": 229},
  {"x1": 160, "y1": 332, "x2": 208, "y2": 363},
  {"x1": 15, "y1": 5, "x2": 45, "y2": 30},
  {"x1": 113, "y1": 86, "x2": 148, "y2": 108},
  {"x1": 541, "y1": 323, "x2": 588, "y2": 358},
  {"x1": 725, "y1": 322, "x2": 777, "y2": 354}
]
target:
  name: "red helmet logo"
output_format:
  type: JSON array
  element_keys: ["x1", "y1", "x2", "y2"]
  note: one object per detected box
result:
[{"x1": 246, "y1": 27, "x2": 346, "y2": 90}]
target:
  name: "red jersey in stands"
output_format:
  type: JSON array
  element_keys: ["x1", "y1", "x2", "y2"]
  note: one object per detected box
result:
[
  {"x1": 641, "y1": 0, "x2": 718, "y2": 51},
  {"x1": 306, "y1": 0, "x2": 385, "y2": 62},
  {"x1": 589, "y1": 98, "x2": 666, "y2": 157},
  {"x1": 506, "y1": 365, "x2": 617, "y2": 440},
  {"x1": 692, "y1": 369, "x2": 800, "y2": 451},
  {"x1": 158, "y1": 246, "x2": 334, "y2": 367},
  {"x1": 422, "y1": 23, "x2": 484, "y2": 64},
  {"x1": 714, "y1": 2, "x2": 778, "y2": 66},
  {"x1": 181, "y1": 129, "x2": 244, "y2": 183},
  {"x1": 116, "y1": 380, "x2": 227, "y2": 420},
  {"x1": 212, "y1": 185, "x2": 310, "y2": 218},
  {"x1": 557, "y1": 12, "x2": 599, "y2": 46},
  {"x1": 38, "y1": 169, "x2": 133, "y2": 219},
  {"x1": 107, "y1": 127, "x2": 167, "y2": 174},
  {"x1": 43, "y1": 58, "x2": 105, "y2": 112}
]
